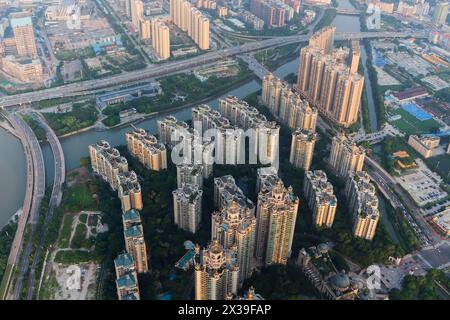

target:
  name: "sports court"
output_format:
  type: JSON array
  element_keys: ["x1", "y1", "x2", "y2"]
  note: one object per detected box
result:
[{"x1": 401, "y1": 103, "x2": 433, "y2": 121}]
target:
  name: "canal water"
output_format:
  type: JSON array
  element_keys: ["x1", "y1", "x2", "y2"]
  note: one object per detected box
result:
[
  {"x1": 0, "y1": 0, "x2": 382, "y2": 230},
  {"x1": 0, "y1": 127, "x2": 27, "y2": 227}
]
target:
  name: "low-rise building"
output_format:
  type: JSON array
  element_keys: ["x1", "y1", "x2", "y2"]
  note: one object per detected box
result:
[
  {"x1": 431, "y1": 207, "x2": 450, "y2": 237},
  {"x1": 0, "y1": 56, "x2": 43, "y2": 83},
  {"x1": 408, "y1": 135, "x2": 440, "y2": 158}
]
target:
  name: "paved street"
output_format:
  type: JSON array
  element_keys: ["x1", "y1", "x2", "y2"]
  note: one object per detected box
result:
[
  {"x1": 0, "y1": 31, "x2": 427, "y2": 109},
  {"x1": 26, "y1": 112, "x2": 66, "y2": 299}
]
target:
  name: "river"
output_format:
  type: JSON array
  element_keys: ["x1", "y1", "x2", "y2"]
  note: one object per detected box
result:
[{"x1": 0, "y1": 0, "x2": 381, "y2": 229}]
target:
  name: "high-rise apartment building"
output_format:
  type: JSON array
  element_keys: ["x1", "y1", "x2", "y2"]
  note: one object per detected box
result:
[
  {"x1": 192, "y1": 104, "x2": 242, "y2": 165},
  {"x1": 115, "y1": 271, "x2": 140, "y2": 300},
  {"x1": 89, "y1": 140, "x2": 128, "y2": 191},
  {"x1": 328, "y1": 132, "x2": 365, "y2": 178},
  {"x1": 122, "y1": 209, "x2": 142, "y2": 230},
  {"x1": 214, "y1": 175, "x2": 255, "y2": 213},
  {"x1": 433, "y1": 2, "x2": 449, "y2": 26},
  {"x1": 308, "y1": 26, "x2": 335, "y2": 54},
  {"x1": 297, "y1": 28, "x2": 364, "y2": 128},
  {"x1": 219, "y1": 96, "x2": 280, "y2": 165},
  {"x1": 349, "y1": 40, "x2": 361, "y2": 74},
  {"x1": 262, "y1": 73, "x2": 318, "y2": 132},
  {"x1": 173, "y1": 183, "x2": 203, "y2": 234},
  {"x1": 157, "y1": 115, "x2": 191, "y2": 148},
  {"x1": 139, "y1": 18, "x2": 151, "y2": 40},
  {"x1": 123, "y1": 224, "x2": 149, "y2": 273},
  {"x1": 118, "y1": 171, "x2": 143, "y2": 212},
  {"x1": 126, "y1": 127, "x2": 167, "y2": 171},
  {"x1": 249, "y1": 0, "x2": 290, "y2": 28},
  {"x1": 131, "y1": 0, "x2": 144, "y2": 31},
  {"x1": 256, "y1": 166, "x2": 278, "y2": 193},
  {"x1": 125, "y1": 0, "x2": 132, "y2": 17},
  {"x1": 303, "y1": 170, "x2": 337, "y2": 228},
  {"x1": 158, "y1": 114, "x2": 214, "y2": 174},
  {"x1": 114, "y1": 252, "x2": 136, "y2": 278},
  {"x1": 345, "y1": 171, "x2": 380, "y2": 240},
  {"x1": 170, "y1": 0, "x2": 210, "y2": 49},
  {"x1": 151, "y1": 18, "x2": 170, "y2": 60},
  {"x1": 10, "y1": 12, "x2": 37, "y2": 58},
  {"x1": 194, "y1": 240, "x2": 240, "y2": 300},
  {"x1": 255, "y1": 178, "x2": 299, "y2": 266},
  {"x1": 176, "y1": 164, "x2": 204, "y2": 189},
  {"x1": 289, "y1": 129, "x2": 319, "y2": 171},
  {"x1": 212, "y1": 200, "x2": 257, "y2": 285}
]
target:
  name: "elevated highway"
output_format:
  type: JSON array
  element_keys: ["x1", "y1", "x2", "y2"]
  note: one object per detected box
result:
[
  {"x1": 0, "y1": 31, "x2": 427, "y2": 109},
  {"x1": 26, "y1": 112, "x2": 65, "y2": 299},
  {"x1": 0, "y1": 113, "x2": 45, "y2": 300},
  {"x1": 12, "y1": 113, "x2": 46, "y2": 300}
]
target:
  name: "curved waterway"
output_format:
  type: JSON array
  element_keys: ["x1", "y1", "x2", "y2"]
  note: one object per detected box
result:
[{"x1": 1, "y1": 1, "x2": 382, "y2": 229}]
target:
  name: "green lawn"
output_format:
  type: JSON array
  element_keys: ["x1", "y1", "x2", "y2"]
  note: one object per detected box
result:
[
  {"x1": 54, "y1": 250, "x2": 92, "y2": 264},
  {"x1": 79, "y1": 214, "x2": 88, "y2": 224},
  {"x1": 390, "y1": 108, "x2": 442, "y2": 135},
  {"x1": 71, "y1": 224, "x2": 88, "y2": 249},
  {"x1": 59, "y1": 214, "x2": 75, "y2": 249},
  {"x1": 62, "y1": 185, "x2": 96, "y2": 212}
]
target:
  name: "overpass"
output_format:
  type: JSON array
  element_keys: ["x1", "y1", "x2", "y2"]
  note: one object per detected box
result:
[
  {"x1": 0, "y1": 31, "x2": 427, "y2": 109},
  {"x1": 26, "y1": 112, "x2": 65, "y2": 299},
  {"x1": 0, "y1": 113, "x2": 45, "y2": 300},
  {"x1": 335, "y1": 8, "x2": 360, "y2": 15}
]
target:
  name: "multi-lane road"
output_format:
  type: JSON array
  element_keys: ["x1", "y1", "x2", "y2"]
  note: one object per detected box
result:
[
  {"x1": 0, "y1": 31, "x2": 427, "y2": 109},
  {"x1": 0, "y1": 113, "x2": 35, "y2": 300},
  {"x1": 0, "y1": 113, "x2": 46, "y2": 300},
  {"x1": 0, "y1": 111, "x2": 65, "y2": 300},
  {"x1": 25, "y1": 112, "x2": 65, "y2": 300}
]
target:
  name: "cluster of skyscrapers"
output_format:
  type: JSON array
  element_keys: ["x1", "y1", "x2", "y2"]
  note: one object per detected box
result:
[
  {"x1": 219, "y1": 96, "x2": 280, "y2": 165},
  {"x1": 157, "y1": 115, "x2": 212, "y2": 234},
  {"x1": 90, "y1": 140, "x2": 149, "y2": 298},
  {"x1": 126, "y1": 0, "x2": 171, "y2": 59},
  {"x1": 262, "y1": 73, "x2": 318, "y2": 132},
  {"x1": 249, "y1": 0, "x2": 294, "y2": 28},
  {"x1": 122, "y1": 209, "x2": 149, "y2": 274},
  {"x1": 261, "y1": 73, "x2": 319, "y2": 171},
  {"x1": 192, "y1": 98, "x2": 280, "y2": 166},
  {"x1": 297, "y1": 27, "x2": 364, "y2": 128},
  {"x1": 151, "y1": 18, "x2": 171, "y2": 60},
  {"x1": 89, "y1": 140, "x2": 143, "y2": 212},
  {"x1": 194, "y1": 169, "x2": 299, "y2": 299},
  {"x1": 170, "y1": 0, "x2": 210, "y2": 50}
]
